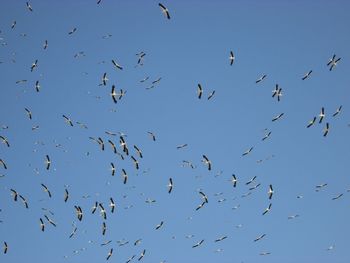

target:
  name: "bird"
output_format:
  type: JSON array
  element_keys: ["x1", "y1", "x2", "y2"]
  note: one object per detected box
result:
[
  {"x1": 110, "y1": 162, "x2": 116, "y2": 176},
  {"x1": 102, "y1": 72, "x2": 108, "y2": 86},
  {"x1": 26, "y1": 2, "x2": 33, "y2": 12},
  {"x1": 3, "y1": 241, "x2": 8, "y2": 254},
  {"x1": 307, "y1": 117, "x2": 316, "y2": 128},
  {"x1": 109, "y1": 198, "x2": 115, "y2": 213},
  {"x1": 199, "y1": 191, "x2": 208, "y2": 203},
  {"x1": 133, "y1": 145, "x2": 143, "y2": 158},
  {"x1": 102, "y1": 222, "x2": 107, "y2": 235},
  {"x1": 245, "y1": 176, "x2": 257, "y2": 185},
  {"x1": 332, "y1": 193, "x2": 343, "y2": 200},
  {"x1": 272, "y1": 113, "x2": 284, "y2": 122},
  {"x1": 126, "y1": 255, "x2": 136, "y2": 263},
  {"x1": 323, "y1": 123, "x2": 330, "y2": 137},
  {"x1": 91, "y1": 202, "x2": 98, "y2": 214},
  {"x1": 131, "y1": 156, "x2": 139, "y2": 170},
  {"x1": 10, "y1": 189, "x2": 18, "y2": 201},
  {"x1": 30, "y1": 59, "x2": 38, "y2": 72},
  {"x1": 192, "y1": 239, "x2": 204, "y2": 248},
  {"x1": 138, "y1": 249, "x2": 146, "y2": 261},
  {"x1": 256, "y1": 74, "x2": 267, "y2": 83},
  {"x1": 68, "y1": 27, "x2": 77, "y2": 35},
  {"x1": 111, "y1": 59, "x2": 123, "y2": 70},
  {"x1": 249, "y1": 183, "x2": 261, "y2": 191},
  {"x1": 167, "y1": 178, "x2": 173, "y2": 193},
  {"x1": 260, "y1": 252, "x2": 271, "y2": 256},
  {"x1": 229, "y1": 51, "x2": 235, "y2": 65},
  {"x1": 108, "y1": 140, "x2": 117, "y2": 154},
  {"x1": 35, "y1": 80, "x2": 40, "y2": 92},
  {"x1": 99, "y1": 203, "x2": 107, "y2": 220},
  {"x1": 106, "y1": 248, "x2": 113, "y2": 260},
  {"x1": 254, "y1": 234, "x2": 266, "y2": 242},
  {"x1": 44, "y1": 215, "x2": 56, "y2": 227},
  {"x1": 69, "y1": 227, "x2": 77, "y2": 238},
  {"x1": 147, "y1": 131, "x2": 156, "y2": 141},
  {"x1": 262, "y1": 203, "x2": 272, "y2": 215},
  {"x1": 134, "y1": 239, "x2": 142, "y2": 246},
  {"x1": 19, "y1": 195, "x2": 29, "y2": 208},
  {"x1": 62, "y1": 115, "x2": 73, "y2": 126},
  {"x1": 302, "y1": 70, "x2": 312, "y2": 80},
  {"x1": 45, "y1": 155, "x2": 51, "y2": 170},
  {"x1": 39, "y1": 218, "x2": 45, "y2": 231},
  {"x1": 214, "y1": 236, "x2": 227, "y2": 242},
  {"x1": 43, "y1": 40, "x2": 48, "y2": 49},
  {"x1": 327, "y1": 54, "x2": 341, "y2": 71},
  {"x1": 11, "y1": 21, "x2": 16, "y2": 29},
  {"x1": 332, "y1": 105, "x2": 342, "y2": 117},
  {"x1": 97, "y1": 137, "x2": 105, "y2": 151},
  {"x1": 41, "y1": 183, "x2": 52, "y2": 198},
  {"x1": 158, "y1": 3, "x2": 170, "y2": 19},
  {"x1": 207, "y1": 90, "x2": 216, "y2": 100},
  {"x1": 262, "y1": 131, "x2": 272, "y2": 141},
  {"x1": 122, "y1": 169, "x2": 128, "y2": 184},
  {"x1": 268, "y1": 184, "x2": 274, "y2": 199},
  {"x1": 64, "y1": 189, "x2": 69, "y2": 202},
  {"x1": 195, "y1": 201, "x2": 206, "y2": 211},
  {"x1": 75, "y1": 206, "x2": 83, "y2": 221},
  {"x1": 242, "y1": 147, "x2": 254, "y2": 156},
  {"x1": 230, "y1": 174, "x2": 237, "y2": 187},
  {"x1": 24, "y1": 108, "x2": 32, "y2": 120},
  {"x1": 288, "y1": 214, "x2": 300, "y2": 220},
  {"x1": 176, "y1": 143, "x2": 188, "y2": 150},
  {"x1": 202, "y1": 155, "x2": 211, "y2": 170},
  {"x1": 0, "y1": 136, "x2": 10, "y2": 147},
  {"x1": 319, "y1": 107, "x2": 325, "y2": 123},
  {"x1": 197, "y1": 84, "x2": 203, "y2": 99},
  {"x1": 111, "y1": 85, "x2": 118, "y2": 103},
  {"x1": 155, "y1": 221, "x2": 164, "y2": 230}
]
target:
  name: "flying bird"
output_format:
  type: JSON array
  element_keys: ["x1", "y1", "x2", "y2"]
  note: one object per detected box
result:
[
  {"x1": 197, "y1": 84, "x2": 203, "y2": 99},
  {"x1": 332, "y1": 193, "x2": 343, "y2": 200},
  {"x1": 99, "y1": 203, "x2": 107, "y2": 220},
  {"x1": 262, "y1": 203, "x2": 272, "y2": 215},
  {"x1": 35, "y1": 80, "x2": 40, "y2": 92},
  {"x1": 167, "y1": 178, "x2": 173, "y2": 193},
  {"x1": 307, "y1": 117, "x2": 316, "y2": 128},
  {"x1": 44, "y1": 215, "x2": 56, "y2": 227},
  {"x1": 268, "y1": 184, "x2": 274, "y2": 199},
  {"x1": 158, "y1": 3, "x2": 170, "y2": 19},
  {"x1": 192, "y1": 239, "x2": 204, "y2": 248},
  {"x1": 207, "y1": 90, "x2": 216, "y2": 100},
  {"x1": 30, "y1": 59, "x2": 38, "y2": 72},
  {"x1": 25, "y1": 108, "x2": 32, "y2": 120},
  {"x1": 19, "y1": 195, "x2": 29, "y2": 208},
  {"x1": 256, "y1": 74, "x2": 267, "y2": 83},
  {"x1": 215, "y1": 236, "x2": 227, "y2": 242},
  {"x1": 133, "y1": 145, "x2": 143, "y2": 158},
  {"x1": 62, "y1": 115, "x2": 73, "y2": 126},
  {"x1": 272, "y1": 113, "x2": 284, "y2": 122},
  {"x1": 246, "y1": 176, "x2": 257, "y2": 185},
  {"x1": 39, "y1": 218, "x2": 45, "y2": 231},
  {"x1": 26, "y1": 2, "x2": 33, "y2": 11},
  {"x1": 111, "y1": 85, "x2": 117, "y2": 103},
  {"x1": 202, "y1": 155, "x2": 211, "y2": 170},
  {"x1": 147, "y1": 131, "x2": 156, "y2": 141},
  {"x1": 41, "y1": 183, "x2": 52, "y2": 198},
  {"x1": 43, "y1": 40, "x2": 48, "y2": 49},
  {"x1": 112, "y1": 59, "x2": 123, "y2": 70},
  {"x1": 64, "y1": 189, "x2": 69, "y2": 202},
  {"x1": 323, "y1": 123, "x2": 330, "y2": 137},
  {"x1": 68, "y1": 27, "x2": 77, "y2": 35},
  {"x1": 138, "y1": 249, "x2": 146, "y2": 261},
  {"x1": 106, "y1": 248, "x2": 113, "y2": 260},
  {"x1": 45, "y1": 155, "x2": 51, "y2": 170},
  {"x1": 327, "y1": 54, "x2": 341, "y2": 71},
  {"x1": 242, "y1": 147, "x2": 254, "y2": 156},
  {"x1": 302, "y1": 70, "x2": 313, "y2": 80},
  {"x1": 102, "y1": 222, "x2": 107, "y2": 235},
  {"x1": 131, "y1": 156, "x2": 139, "y2": 170},
  {"x1": 10, "y1": 189, "x2": 18, "y2": 201},
  {"x1": 254, "y1": 234, "x2": 266, "y2": 242},
  {"x1": 229, "y1": 51, "x2": 235, "y2": 65},
  {"x1": 230, "y1": 174, "x2": 237, "y2": 187},
  {"x1": 0, "y1": 136, "x2": 10, "y2": 147},
  {"x1": 332, "y1": 105, "x2": 342, "y2": 117},
  {"x1": 319, "y1": 107, "x2": 325, "y2": 123},
  {"x1": 155, "y1": 221, "x2": 164, "y2": 230},
  {"x1": 102, "y1": 72, "x2": 108, "y2": 86},
  {"x1": 109, "y1": 198, "x2": 116, "y2": 213}
]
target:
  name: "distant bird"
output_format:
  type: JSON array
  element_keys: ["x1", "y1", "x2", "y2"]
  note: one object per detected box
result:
[
  {"x1": 230, "y1": 174, "x2": 237, "y2": 187},
  {"x1": 147, "y1": 131, "x2": 156, "y2": 141},
  {"x1": 207, "y1": 90, "x2": 216, "y2": 100},
  {"x1": 3, "y1": 242, "x2": 7, "y2": 254},
  {"x1": 242, "y1": 147, "x2": 254, "y2": 156},
  {"x1": 62, "y1": 115, "x2": 73, "y2": 126},
  {"x1": 260, "y1": 252, "x2": 271, "y2": 256},
  {"x1": 0, "y1": 136, "x2": 10, "y2": 147},
  {"x1": 323, "y1": 123, "x2": 330, "y2": 137},
  {"x1": 106, "y1": 248, "x2": 113, "y2": 260},
  {"x1": 167, "y1": 178, "x2": 173, "y2": 193},
  {"x1": 11, "y1": 21, "x2": 16, "y2": 29},
  {"x1": 108, "y1": 140, "x2": 117, "y2": 154},
  {"x1": 91, "y1": 202, "x2": 98, "y2": 214},
  {"x1": 110, "y1": 162, "x2": 116, "y2": 176},
  {"x1": 26, "y1": 2, "x2": 33, "y2": 11},
  {"x1": 43, "y1": 40, "x2": 48, "y2": 50},
  {"x1": 262, "y1": 203, "x2": 272, "y2": 215},
  {"x1": 197, "y1": 84, "x2": 203, "y2": 99},
  {"x1": 288, "y1": 214, "x2": 300, "y2": 220},
  {"x1": 302, "y1": 70, "x2": 312, "y2": 80},
  {"x1": 110, "y1": 85, "x2": 118, "y2": 103},
  {"x1": 196, "y1": 202, "x2": 206, "y2": 211},
  {"x1": 199, "y1": 191, "x2": 208, "y2": 203},
  {"x1": 272, "y1": 113, "x2": 284, "y2": 122},
  {"x1": 41, "y1": 183, "x2": 52, "y2": 198},
  {"x1": 332, "y1": 105, "x2": 342, "y2": 117},
  {"x1": 138, "y1": 249, "x2": 146, "y2": 261},
  {"x1": 249, "y1": 183, "x2": 261, "y2": 191},
  {"x1": 45, "y1": 155, "x2": 51, "y2": 170},
  {"x1": 192, "y1": 239, "x2": 204, "y2": 248},
  {"x1": 245, "y1": 176, "x2": 257, "y2": 185},
  {"x1": 68, "y1": 27, "x2": 77, "y2": 35},
  {"x1": 268, "y1": 184, "x2": 274, "y2": 199},
  {"x1": 35, "y1": 80, "x2": 40, "y2": 92},
  {"x1": 254, "y1": 234, "x2": 266, "y2": 242},
  {"x1": 109, "y1": 198, "x2": 116, "y2": 213},
  {"x1": 155, "y1": 221, "x2": 164, "y2": 230},
  {"x1": 102, "y1": 72, "x2": 108, "y2": 86},
  {"x1": 315, "y1": 183, "x2": 328, "y2": 191},
  {"x1": 102, "y1": 222, "x2": 107, "y2": 235},
  {"x1": 319, "y1": 107, "x2": 325, "y2": 123},
  {"x1": 332, "y1": 193, "x2": 343, "y2": 200},
  {"x1": 97, "y1": 137, "x2": 105, "y2": 151},
  {"x1": 44, "y1": 215, "x2": 56, "y2": 227},
  {"x1": 111, "y1": 59, "x2": 123, "y2": 70},
  {"x1": 262, "y1": 131, "x2": 271, "y2": 141},
  {"x1": 229, "y1": 51, "x2": 235, "y2": 65},
  {"x1": 19, "y1": 195, "x2": 29, "y2": 208},
  {"x1": 10, "y1": 189, "x2": 18, "y2": 201},
  {"x1": 256, "y1": 74, "x2": 267, "y2": 84},
  {"x1": 122, "y1": 168, "x2": 128, "y2": 184},
  {"x1": 176, "y1": 143, "x2": 188, "y2": 150},
  {"x1": 25, "y1": 108, "x2": 32, "y2": 120},
  {"x1": 30, "y1": 59, "x2": 38, "y2": 72},
  {"x1": 327, "y1": 54, "x2": 341, "y2": 71},
  {"x1": 64, "y1": 189, "x2": 69, "y2": 202},
  {"x1": 134, "y1": 239, "x2": 142, "y2": 246},
  {"x1": 39, "y1": 218, "x2": 45, "y2": 231},
  {"x1": 99, "y1": 203, "x2": 107, "y2": 220},
  {"x1": 158, "y1": 3, "x2": 170, "y2": 19},
  {"x1": 131, "y1": 156, "x2": 139, "y2": 170},
  {"x1": 202, "y1": 155, "x2": 211, "y2": 170},
  {"x1": 307, "y1": 117, "x2": 316, "y2": 128},
  {"x1": 75, "y1": 206, "x2": 83, "y2": 221},
  {"x1": 215, "y1": 236, "x2": 227, "y2": 242},
  {"x1": 69, "y1": 227, "x2": 77, "y2": 238}
]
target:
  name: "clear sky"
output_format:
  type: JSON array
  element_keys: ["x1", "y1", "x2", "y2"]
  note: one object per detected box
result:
[{"x1": 0, "y1": 0, "x2": 350, "y2": 263}]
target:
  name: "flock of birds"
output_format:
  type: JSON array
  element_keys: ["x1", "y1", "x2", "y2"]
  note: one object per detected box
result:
[{"x1": 0, "y1": 1, "x2": 348, "y2": 262}]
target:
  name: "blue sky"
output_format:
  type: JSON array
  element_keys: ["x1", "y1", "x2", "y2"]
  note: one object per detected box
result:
[{"x1": 0, "y1": 0, "x2": 350, "y2": 262}]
